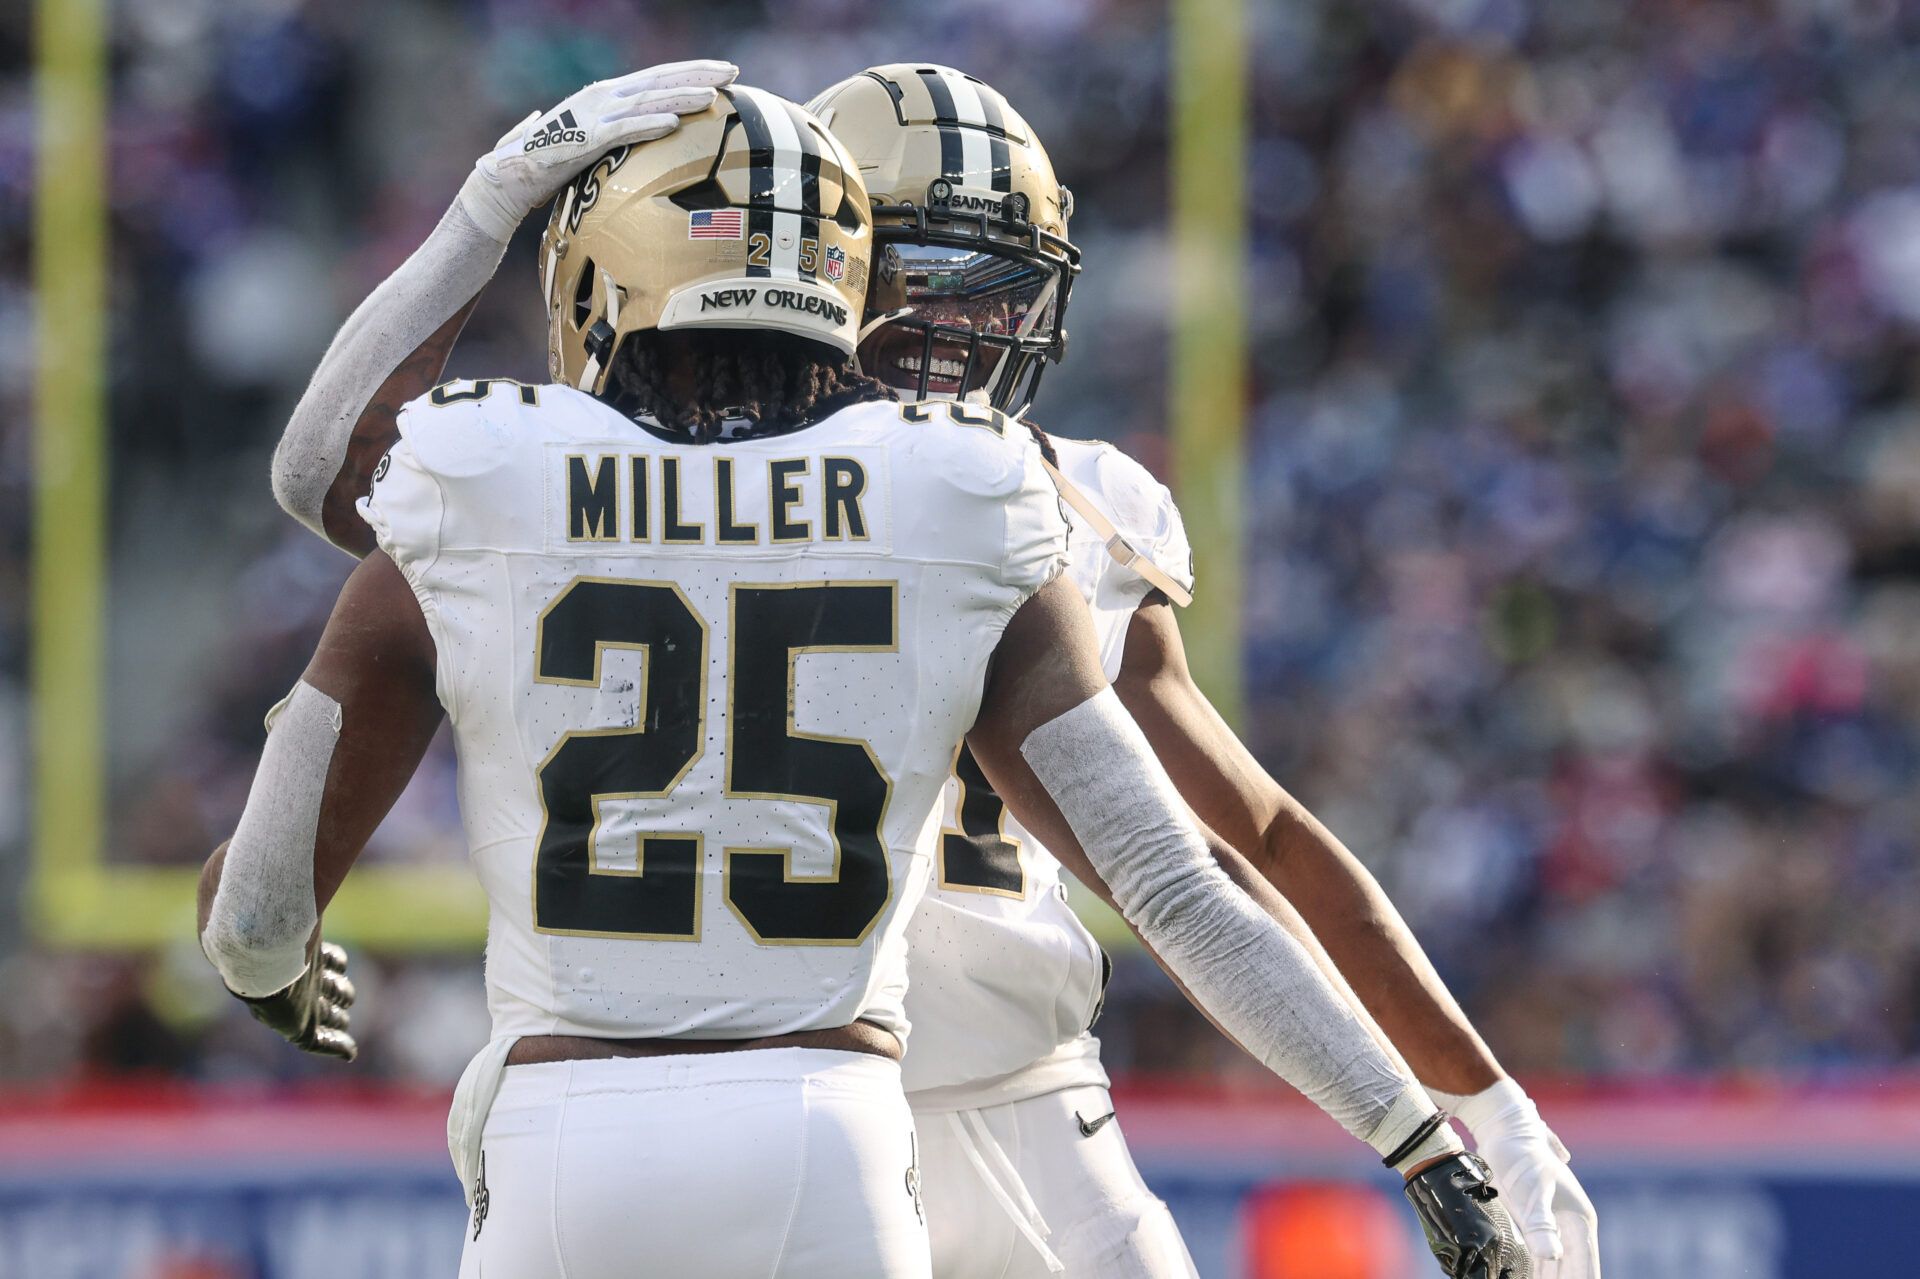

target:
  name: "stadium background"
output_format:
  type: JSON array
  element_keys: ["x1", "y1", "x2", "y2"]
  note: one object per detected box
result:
[{"x1": 8, "y1": 0, "x2": 1920, "y2": 1274}]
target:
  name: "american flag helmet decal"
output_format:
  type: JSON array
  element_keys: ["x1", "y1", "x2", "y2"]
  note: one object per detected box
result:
[{"x1": 688, "y1": 209, "x2": 745, "y2": 240}]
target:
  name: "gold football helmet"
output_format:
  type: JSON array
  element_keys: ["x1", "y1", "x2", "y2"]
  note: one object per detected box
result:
[
  {"x1": 808, "y1": 65, "x2": 1079, "y2": 414},
  {"x1": 539, "y1": 86, "x2": 873, "y2": 395}
]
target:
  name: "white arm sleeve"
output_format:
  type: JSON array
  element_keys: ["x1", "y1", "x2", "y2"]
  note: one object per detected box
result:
[
  {"x1": 1020, "y1": 687, "x2": 1461, "y2": 1164},
  {"x1": 200, "y1": 681, "x2": 340, "y2": 997},
  {"x1": 270, "y1": 176, "x2": 508, "y2": 540}
]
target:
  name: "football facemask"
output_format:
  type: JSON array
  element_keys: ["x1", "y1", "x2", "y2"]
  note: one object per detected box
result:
[{"x1": 858, "y1": 239, "x2": 1062, "y2": 405}]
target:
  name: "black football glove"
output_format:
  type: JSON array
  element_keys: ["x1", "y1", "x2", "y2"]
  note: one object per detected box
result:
[
  {"x1": 1404, "y1": 1151, "x2": 1532, "y2": 1279},
  {"x1": 235, "y1": 939, "x2": 358, "y2": 1061}
]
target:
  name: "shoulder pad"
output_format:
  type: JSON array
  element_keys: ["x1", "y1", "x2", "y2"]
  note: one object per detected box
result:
[{"x1": 1050, "y1": 436, "x2": 1195, "y2": 598}]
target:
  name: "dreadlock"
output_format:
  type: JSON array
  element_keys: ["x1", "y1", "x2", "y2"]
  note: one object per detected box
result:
[
  {"x1": 1019, "y1": 416, "x2": 1060, "y2": 468},
  {"x1": 604, "y1": 329, "x2": 895, "y2": 442}
]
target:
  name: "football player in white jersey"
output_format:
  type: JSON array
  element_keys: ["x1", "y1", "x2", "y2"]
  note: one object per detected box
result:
[
  {"x1": 807, "y1": 64, "x2": 1602, "y2": 1279},
  {"x1": 212, "y1": 65, "x2": 1531, "y2": 1278}
]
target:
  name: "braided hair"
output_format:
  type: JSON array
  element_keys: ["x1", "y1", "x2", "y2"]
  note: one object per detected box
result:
[
  {"x1": 605, "y1": 329, "x2": 895, "y2": 442},
  {"x1": 1019, "y1": 416, "x2": 1060, "y2": 468}
]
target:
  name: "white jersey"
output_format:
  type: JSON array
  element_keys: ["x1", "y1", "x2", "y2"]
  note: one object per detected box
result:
[
  {"x1": 899, "y1": 436, "x2": 1195, "y2": 1099},
  {"x1": 361, "y1": 383, "x2": 1068, "y2": 1043}
]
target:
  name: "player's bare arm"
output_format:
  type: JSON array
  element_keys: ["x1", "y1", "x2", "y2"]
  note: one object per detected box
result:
[
  {"x1": 1116, "y1": 596, "x2": 1497, "y2": 1089},
  {"x1": 967, "y1": 575, "x2": 1529, "y2": 1278},
  {"x1": 1115, "y1": 592, "x2": 1599, "y2": 1276},
  {"x1": 272, "y1": 61, "x2": 737, "y2": 556},
  {"x1": 966, "y1": 582, "x2": 1416, "y2": 1130},
  {"x1": 196, "y1": 552, "x2": 443, "y2": 1056}
]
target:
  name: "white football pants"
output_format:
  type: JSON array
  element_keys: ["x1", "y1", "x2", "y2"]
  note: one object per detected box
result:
[
  {"x1": 915, "y1": 1085, "x2": 1199, "y2": 1279},
  {"x1": 458, "y1": 1048, "x2": 931, "y2": 1278}
]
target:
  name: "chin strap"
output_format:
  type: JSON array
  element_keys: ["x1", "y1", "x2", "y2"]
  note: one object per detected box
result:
[
  {"x1": 1039, "y1": 458, "x2": 1194, "y2": 608},
  {"x1": 577, "y1": 269, "x2": 624, "y2": 392},
  {"x1": 545, "y1": 187, "x2": 576, "y2": 311}
]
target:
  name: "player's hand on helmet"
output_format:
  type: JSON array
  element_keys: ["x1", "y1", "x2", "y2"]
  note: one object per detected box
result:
[
  {"x1": 234, "y1": 939, "x2": 358, "y2": 1061},
  {"x1": 1437, "y1": 1081, "x2": 1600, "y2": 1278},
  {"x1": 459, "y1": 59, "x2": 738, "y2": 241},
  {"x1": 1403, "y1": 1151, "x2": 1533, "y2": 1279}
]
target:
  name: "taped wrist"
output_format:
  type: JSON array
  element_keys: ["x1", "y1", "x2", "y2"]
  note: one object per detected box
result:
[
  {"x1": 271, "y1": 196, "x2": 507, "y2": 539},
  {"x1": 457, "y1": 163, "x2": 530, "y2": 245},
  {"x1": 1018, "y1": 687, "x2": 1420, "y2": 1145},
  {"x1": 1372, "y1": 1088, "x2": 1467, "y2": 1171},
  {"x1": 200, "y1": 681, "x2": 339, "y2": 997}
]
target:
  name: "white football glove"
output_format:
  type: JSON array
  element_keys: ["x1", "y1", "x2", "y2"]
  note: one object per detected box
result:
[
  {"x1": 1432, "y1": 1079, "x2": 1601, "y2": 1279},
  {"x1": 458, "y1": 59, "x2": 738, "y2": 242}
]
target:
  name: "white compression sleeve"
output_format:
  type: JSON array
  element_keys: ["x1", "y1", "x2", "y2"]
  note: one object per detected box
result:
[
  {"x1": 270, "y1": 177, "x2": 508, "y2": 540},
  {"x1": 1020, "y1": 688, "x2": 1462, "y2": 1164},
  {"x1": 200, "y1": 681, "x2": 340, "y2": 997}
]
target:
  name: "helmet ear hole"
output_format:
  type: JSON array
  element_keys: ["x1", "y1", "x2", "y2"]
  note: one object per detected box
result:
[
  {"x1": 572, "y1": 260, "x2": 597, "y2": 330},
  {"x1": 669, "y1": 178, "x2": 731, "y2": 212}
]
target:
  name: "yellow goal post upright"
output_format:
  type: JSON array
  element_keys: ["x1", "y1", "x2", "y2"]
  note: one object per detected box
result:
[
  {"x1": 30, "y1": 0, "x2": 482, "y2": 949},
  {"x1": 1169, "y1": 0, "x2": 1248, "y2": 726}
]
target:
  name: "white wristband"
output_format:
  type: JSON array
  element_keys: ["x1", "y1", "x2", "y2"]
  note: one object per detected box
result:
[{"x1": 456, "y1": 165, "x2": 528, "y2": 246}]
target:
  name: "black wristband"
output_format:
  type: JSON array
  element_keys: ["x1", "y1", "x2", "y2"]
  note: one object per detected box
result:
[{"x1": 1380, "y1": 1110, "x2": 1451, "y2": 1169}]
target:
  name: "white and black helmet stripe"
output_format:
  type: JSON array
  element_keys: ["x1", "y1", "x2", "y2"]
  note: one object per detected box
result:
[
  {"x1": 726, "y1": 87, "x2": 777, "y2": 277},
  {"x1": 972, "y1": 85, "x2": 1014, "y2": 193},
  {"x1": 918, "y1": 68, "x2": 1011, "y2": 194},
  {"x1": 782, "y1": 97, "x2": 825, "y2": 276},
  {"x1": 726, "y1": 86, "x2": 825, "y2": 281},
  {"x1": 916, "y1": 69, "x2": 968, "y2": 183},
  {"x1": 939, "y1": 72, "x2": 995, "y2": 189}
]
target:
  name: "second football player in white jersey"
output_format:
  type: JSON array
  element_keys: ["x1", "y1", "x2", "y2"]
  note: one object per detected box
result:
[
  {"x1": 813, "y1": 64, "x2": 1601, "y2": 1279},
  {"x1": 904, "y1": 435, "x2": 1197, "y2": 1277}
]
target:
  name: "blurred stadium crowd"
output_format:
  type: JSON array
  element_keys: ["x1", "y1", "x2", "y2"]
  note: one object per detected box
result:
[{"x1": 6, "y1": 0, "x2": 1920, "y2": 1091}]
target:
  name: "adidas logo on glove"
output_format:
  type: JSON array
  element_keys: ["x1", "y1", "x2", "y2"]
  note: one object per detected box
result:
[{"x1": 524, "y1": 110, "x2": 589, "y2": 152}]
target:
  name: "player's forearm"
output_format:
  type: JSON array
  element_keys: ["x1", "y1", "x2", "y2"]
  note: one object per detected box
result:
[
  {"x1": 976, "y1": 585, "x2": 1454, "y2": 1162},
  {"x1": 1112, "y1": 835, "x2": 1420, "y2": 1086},
  {"x1": 1257, "y1": 810, "x2": 1599, "y2": 1263},
  {"x1": 198, "y1": 682, "x2": 338, "y2": 996},
  {"x1": 272, "y1": 190, "x2": 505, "y2": 554},
  {"x1": 1214, "y1": 833, "x2": 1422, "y2": 1079},
  {"x1": 1012, "y1": 691, "x2": 1457, "y2": 1165},
  {"x1": 1256, "y1": 804, "x2": 1502, "y2": 1096},
  {"x1": 1116, "y1": 603, "x2": 1505, "y2": 1096}
]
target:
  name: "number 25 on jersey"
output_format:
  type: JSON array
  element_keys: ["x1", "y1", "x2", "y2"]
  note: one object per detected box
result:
[{"x1": 531, "y1": 577, "x2": 897, "y2": 947}]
